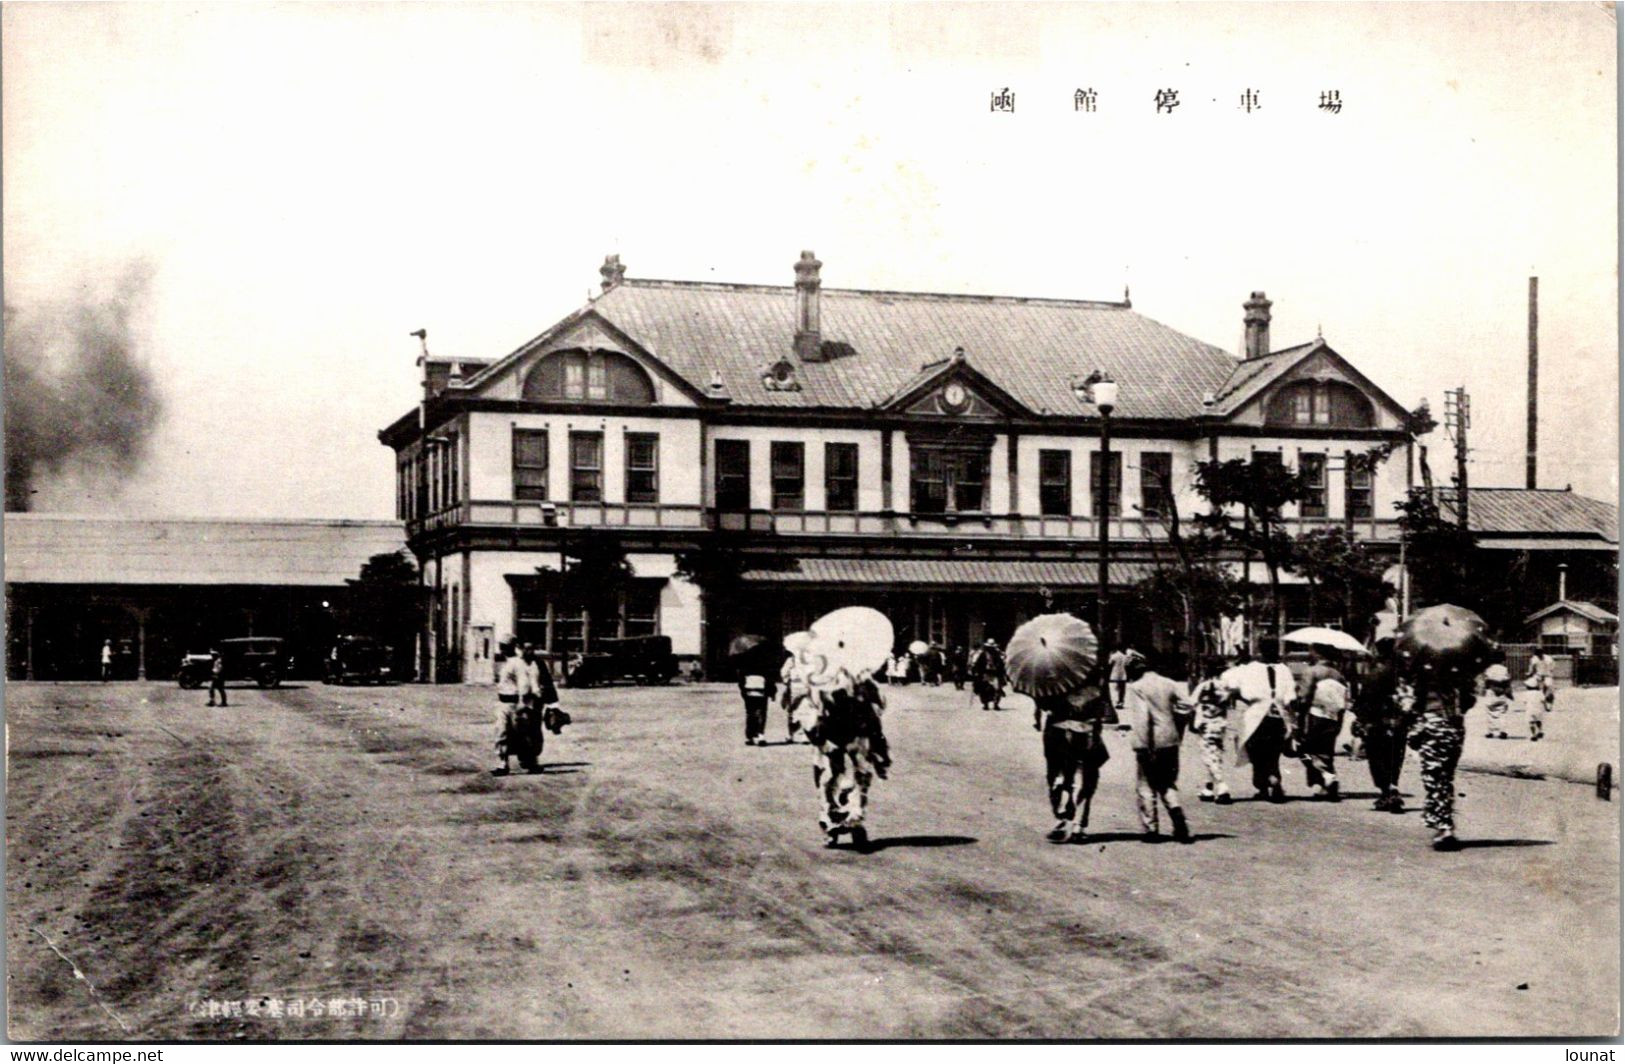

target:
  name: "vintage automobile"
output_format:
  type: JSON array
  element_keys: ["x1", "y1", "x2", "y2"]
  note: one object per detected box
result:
[
  {"x1": 565, "y1": 634, "x2": 679, "y2": 688},
  {"x1": 324, "y1": 635, "x2": 393, "y2": 685},
  {"x1": 176, "y1": 637, "x2": 290, "y2": 690}
]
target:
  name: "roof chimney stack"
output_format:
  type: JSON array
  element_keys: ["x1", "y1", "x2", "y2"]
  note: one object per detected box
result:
[
  {"x1": 794, "y1": 250, "x2": 823, "y2": 361},
  {"x1": 600, "y1": 254, "x2": 626, "y2": 292},
  {"x1": 1243, "y1": 291, "x2": 1272, "y2": 360}
]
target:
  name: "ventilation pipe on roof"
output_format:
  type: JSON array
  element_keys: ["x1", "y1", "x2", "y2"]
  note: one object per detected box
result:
[
  {"x1": 794, "y1": 250, "x2": 824, "y2": 362},
  {"x1": 600, "y1": 254, "x2": 626, "y2": 292},
  {"x1": 1243, "y1": 291, "x2": 1272, "y2": 360}
]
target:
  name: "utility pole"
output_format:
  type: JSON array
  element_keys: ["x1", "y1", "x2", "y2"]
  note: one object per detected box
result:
[{"x1": 1443, "y1": 387, "x2": 1471, "y2": 530}]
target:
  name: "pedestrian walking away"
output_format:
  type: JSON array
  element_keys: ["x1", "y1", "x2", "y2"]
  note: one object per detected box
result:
[
  {"x1": 1410, "y1": 675, "x2": 1472, "y2": 850},
  {"x1": 100, "y1": 639, "x2": 113, "y2": 682},
  {"x1": 738, "y1": 658, "x2": 777, "y2": 747},
  {"x1": 1108, "y1": 646, "x2": 1136, "y2": 715},
  {"x1": 1520, "y1": 673, "x2": 1548, "y2": 741},
  {"x1": 1189, "y1": 657, "x2": 1234, "y2": 804},
  {"x1": 1032, "y1": 681, "x2": 1110, "y2": 842},
  {"x1": 1123, "y1": 654, "x2": 1196, "y2": 842},
  {"x1": 1296, "y1": 649, "x2": 1349, "y2": 801},
  {"x1": 1481, "y1": 651, "x2": 1513, "y2": 739},
  {"x1": 206, "y1": 648, "x2": 228, "y2": 707},
  {"x1": 1225, "y1": 648, "x2": 1297, "y2": 803},
  {"x1": 1353, "y1": 639, "x2": 1410, "y2": 812}
]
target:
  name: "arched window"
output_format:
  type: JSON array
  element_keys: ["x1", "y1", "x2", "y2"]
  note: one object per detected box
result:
[
  {"x1": 522, "y1": 350, "x2": 656, "y2": 405},
  {"x1": 1265, "y1": 380, "x2": 1374, "y2": 429}
]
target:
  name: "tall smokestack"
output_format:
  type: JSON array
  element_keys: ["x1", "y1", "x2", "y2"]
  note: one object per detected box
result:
[{"x1": 1526, "y1": 276, "x2": 1538, "y2": 489}]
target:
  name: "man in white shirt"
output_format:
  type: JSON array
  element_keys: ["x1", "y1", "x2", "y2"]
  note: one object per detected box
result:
[
  {"x1": 494, "y1": 641, "x2": 527, "y2": 776},
  {"x1": 1222, "y1": 648, "x2": 1298, "y2": 803},
  {"x1": 1122, "y1": 654, "x2": 1195, "y2": 842}
]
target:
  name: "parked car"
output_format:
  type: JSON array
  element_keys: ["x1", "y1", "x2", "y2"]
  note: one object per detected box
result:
[
  {"x1": 176, "y1": 637, "x2": 290, "y2": 690},
  {"x1": 565, "y1": 635, "x2": 679, "y2": 688},
  {"x1": 324, "y1": 636, "x2": 393, "y2": 685}
]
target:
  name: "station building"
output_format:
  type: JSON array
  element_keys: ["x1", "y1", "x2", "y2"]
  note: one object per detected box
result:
[{"x1": 380, "y1": 253, "x2": 1423, "y2": 682}]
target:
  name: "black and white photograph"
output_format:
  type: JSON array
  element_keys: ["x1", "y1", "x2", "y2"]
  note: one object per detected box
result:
[{"x1": 3, "y1": 0, "x2": 1619, "y2": 1045}]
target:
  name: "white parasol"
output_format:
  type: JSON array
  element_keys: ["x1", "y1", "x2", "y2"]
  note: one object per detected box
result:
[{"x1": 1282, "y1": 627, "x2": 1369, "y2": 655}]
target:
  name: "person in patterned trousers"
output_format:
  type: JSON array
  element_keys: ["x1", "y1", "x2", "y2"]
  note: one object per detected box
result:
[
  {"x1": 1409, "y1": 675, "x2": 1473, "y2": 851},
  {"x1": 1188, "y1": 657, "x2": 1234, "y2": 804},
  {"x1": 802, "y1": 676, "x2": 891, "y2": 850}
]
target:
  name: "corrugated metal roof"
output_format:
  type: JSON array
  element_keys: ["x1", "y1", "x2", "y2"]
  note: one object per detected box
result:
[
  {"x1": 1524, "y1": 600, "x2": 1619, "y2": 626},
  {"x1": 740, "y1": 557, "x2": 1157, "y2": 587},
  {"x1": 590, "y1": 280, "x2": 1241, "y2": 419},
  {"x1": 4, "y1": 514, "x2": 409, "y2": 587},
  {"x1": 1440, "y1": 488, "x2": 1619, "y2": 541}
]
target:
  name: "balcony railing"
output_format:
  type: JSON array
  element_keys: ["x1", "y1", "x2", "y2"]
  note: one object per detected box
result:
[{"x1": 411, "y1": 498, "x2": 1404, "y2": 543}]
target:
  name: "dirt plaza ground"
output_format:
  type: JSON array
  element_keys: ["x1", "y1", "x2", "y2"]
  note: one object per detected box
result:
[{"x1": 5, "y1": 678, "x2": 1619, "y2": 1040}]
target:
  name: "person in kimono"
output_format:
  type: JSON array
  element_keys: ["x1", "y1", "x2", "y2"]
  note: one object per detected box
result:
[
  {"x1": 1353, "y1": 640, "x2": 1411, "y2": 812},
  {"x1": 787, "y1": 636, "x2": 892, "y2": 851},
  {"x1": 968, "y1": 639, "x2": 1006, "y2": 711},
  {"x1": 1296, "y1": 650, "x2": 1349, "y2": 801},
  {"x1": 1408, "y1": 671, "x2": 1475, "y2": 851},
  {"x1": 1188, "y1": 656, "x2": 1234, "y2": 804},
  {"x1": 1481, "y1": 650, "x2": 1513, "y2": 739}
]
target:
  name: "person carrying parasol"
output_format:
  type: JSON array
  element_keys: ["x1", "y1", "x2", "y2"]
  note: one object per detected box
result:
[
  {"x1": 729, "y1": 634, "x2": 779, "y2": 747},
  {"x1": 1008, "y1": 613, "x2": 1109, "y2": 843},
  {"x1": 1396, "y1": 604, "x2": 1496, "y2": 851},
  {"x1": 790, "y1": 608, "x2": 895, "y2": 851}
]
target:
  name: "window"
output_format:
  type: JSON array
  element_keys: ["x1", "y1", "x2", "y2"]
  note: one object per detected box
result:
[
  {"x1": 622, "y1": 585, "x2": 661, "y2": 639},
  {"x1": 569, "y1": 432, "x2": 603, "y2": 503},
  {"x1": 715, "y1": 439, "x2": 751, "y2": 510},
  {"x1": 625, "y1": 433, "x2": 659, "y2": 504},
  {"x1": 1139, "y1": 451, "x2": 1172, "y2": 518},
  {"x1": 1038, "y1": 450, "x2": 1071, "y2": 516},
  {"x1": 1266, "y1": 381, "x2": 1375, "y2": 429},
  {"x1": 910, "y1": 444, "x2": 990, "y2": 515},
  {"x1": 513, "y1": 429, "x2": 549, "y2": 501},
  {"x1": 771, "y1": 441, "x2": 805, "y2": 511},
  {"x1": 825, "y1": 442, "x2": 858, "y2": 512},
  {"x1": 523, "y1": 351, "x2": 656, "y2": 405},
  {"x1": 1345, "y1": 451, "x2": 1373, "y2": 520},
  {"x1": 1299, "y1": 452, "x2": 1327, "y2": 518},
  {"x1": 1090, "y1": 451, "x2": 1122, "y2": 517}
]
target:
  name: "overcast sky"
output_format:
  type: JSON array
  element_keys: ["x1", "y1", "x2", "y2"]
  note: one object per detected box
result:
[{"x1": 3, "y1": 1, "x2": 1616, "y2": 518}]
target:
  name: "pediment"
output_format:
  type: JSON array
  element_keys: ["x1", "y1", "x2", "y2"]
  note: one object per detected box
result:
[{"x1": 880, "y1": 356, "x2": 1030, "y2": 418}]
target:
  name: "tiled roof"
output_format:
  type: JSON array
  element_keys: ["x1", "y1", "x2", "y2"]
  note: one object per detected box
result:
[
  {"x1": 4, "y1": 514, "x2": 410, "y2": 586},
  {"x1": 1524, "y1": 600, "x2": 1619, "y2": 626},
  {"x1": 1440, "y1": 488, "x2": 1618, "y2": 541},
  {"x1": 740, "y1": 557, "x2": 1158, "y2": 587},
  {"x1": 1207, "y1": 341, "x2": 1319, "y2": 414},
  {"x1": 589, "y1": 280, "x2": 1241, "y2": 419}
]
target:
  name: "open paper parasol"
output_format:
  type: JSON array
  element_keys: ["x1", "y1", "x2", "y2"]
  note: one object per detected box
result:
[
  {"x1": 908, "y1": 639, "x2": 930, "y2": 656},
  {"x1": 1395, "y1": 604, "x2": 1496, "y2": 679},
  {"x1": 1005, "y1": 613, "x2": 1099, "y2": 698},
  {"x1": 804, "y1": 606, "x2": 895, "y2": 684},
  {"x1": 728, "y1": 633, "x2": 768, "y2": 660},
  {"x1": 1283, "y1": 626, "x2": 1369, "y2": 655}
]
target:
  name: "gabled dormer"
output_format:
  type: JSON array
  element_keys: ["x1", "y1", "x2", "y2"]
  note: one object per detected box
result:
[
  {"x1": 878, "y1": 347, "x2": 1032, "y2": 419},
  {"x1": 1208, "y1": 337, "x2": 1412, "y2": 432},
  {"x1": 459, "y1": 309, "x2": 708, "y2": 408}
]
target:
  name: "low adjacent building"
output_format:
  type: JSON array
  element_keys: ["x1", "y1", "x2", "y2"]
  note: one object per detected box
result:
[{"x1": 4, "y1": 514, "x2": 410, "y2": 681}]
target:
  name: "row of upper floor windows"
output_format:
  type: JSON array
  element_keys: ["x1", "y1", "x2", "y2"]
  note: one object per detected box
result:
[
  {"x1": 507, "y1": 350, "x2": 1379, "y2": 433},
  {"x1": 400, "y1": 426, "x2": 1384, "y2": 521}
]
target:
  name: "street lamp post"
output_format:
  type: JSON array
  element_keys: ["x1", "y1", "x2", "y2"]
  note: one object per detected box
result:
[{"x1": 1093, "y1": 378, "x2": 1118, "y2": 657}]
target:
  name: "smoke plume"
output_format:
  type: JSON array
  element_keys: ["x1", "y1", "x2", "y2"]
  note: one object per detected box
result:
[{"x1": 4, "y1": 264, "x2": 164, "y2": 511}]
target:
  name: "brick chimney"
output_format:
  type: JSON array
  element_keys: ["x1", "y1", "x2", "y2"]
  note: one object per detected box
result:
[
  {"x1": 600, "y1": 254, "x2": 626, "y2": 292},
  {"x1": 1243, "y1": 291, "x2": 1272, "y2": 360},
  {"x1": 794, "y1": 250, "x2": 823, "y2": 361}
]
